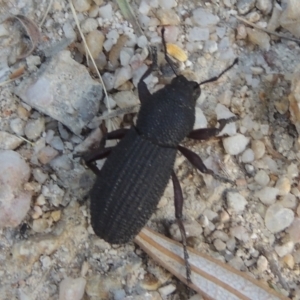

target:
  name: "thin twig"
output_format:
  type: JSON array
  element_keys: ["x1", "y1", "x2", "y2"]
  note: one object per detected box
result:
[
  {"x1": 39, "y1": 0, "x2": 54, "y2": 27},
  {"x1": 68, "y1": 0, "x2": 113, "y2": 130},
  {"x1": 235, "y1": 15, "x2": 300, "y2": 43}
]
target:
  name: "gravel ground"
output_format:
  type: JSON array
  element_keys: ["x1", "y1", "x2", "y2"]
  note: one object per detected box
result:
[{"x1": 0, "y1": 0, "x2": 300, "y2": 299}]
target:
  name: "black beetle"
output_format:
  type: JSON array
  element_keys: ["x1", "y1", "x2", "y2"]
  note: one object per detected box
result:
[{"x1": 84, "y1": 29, "x2": 238, "y2": 281}]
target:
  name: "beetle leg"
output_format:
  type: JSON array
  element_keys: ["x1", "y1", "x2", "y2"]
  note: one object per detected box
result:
[
  {"x1": 171, "y1": 170, "x2": 192, "y2": 283},
  {"x1": 178, "y1": 146, "x2": 234, "y2": 184},
  {"x1": 188, "y1": 116, "x2": 238, "y2": 140}
]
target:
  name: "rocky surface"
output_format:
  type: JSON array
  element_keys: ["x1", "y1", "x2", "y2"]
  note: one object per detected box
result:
[{"x1": 0, "y1": 0, "x2": 300, "y2": 299}]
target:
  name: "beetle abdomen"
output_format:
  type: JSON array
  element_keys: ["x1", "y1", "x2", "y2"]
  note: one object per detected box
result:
[{"x1": 90, "y1": 127, "x2": 177, "y2": 244}]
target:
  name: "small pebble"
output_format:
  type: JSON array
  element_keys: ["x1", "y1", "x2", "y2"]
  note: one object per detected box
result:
[
  {"x1": 255, "y1": 187, "x2": 278, "y2": 205},
  {"x1": 236, "y1": 24, "x2": 247, "y2": 39},
  {"x1": 265, "y1": 204, "x2": 294, "y2": 233},
  {"x1": 73, "y1": 0, "x2": 91, "y2": 12},
  {"x1": 237, "y1": 0, "x2": 256, "y2": 14},
  {"x1": 159, "y1": 0, "x2": 176, "y2": 9},
  {"x1": 0, "y1": 131, "x2": 22, "y2": 150},
  {"x1": 226, "y1": 192, "x2": 248, "y2": 213},
  {"x1": 275, "y1": 177, "x2": 291, "y2": 196},
  {"x1": 279, "y1": 193, "x2": 297, "y2": 209},
  {"x1": 256, "y1": 0, "x2": 272, "y2": 15},
  {"x1": 214, "y1": 239, "x2": 226, "y2": 251},
  {"x1": 38, "y1": 146, "x2": 59, "y2": 164},
  {"x1": 188, "y1": 27, "x2": 209, "y2": 41},
  {"x1": 241, "y1": 148, "x2": 255, "y2": 163},
  {"x1": 10, "y1": 118, "x2": 25, "y2": 136},
  {"x1": 246, "y1": 28, "x2": 270, "y2": 51},
  {"x1": 230, "y1": 226, "x2": 249, "y2": 242},
  {"x1": 140, "y1": 273, "x2": 160, "y2": 291},
  {"x1": 32, "y1": 218, "x2": 49, "y2": 233},
  {"x1": 158, "y1": 284, "x2": 176, "y2": 297},
  {"x1": 226, "y1": 238, "x2": 236, "y2": 251},
  {"x1": 113, "y1": 91, "x2": 139, "y2": 108},
  {"x1": 137, "y1": 35, "x2": 148, "y2": 48},
  {"x1": 192, "y1": 8, "x2": 220, "y2": 27},
  {"x1": 251, "y1": 140, "x2": 265, "y2": 159},
  {"x1": 169, "y1": 221, "x2": 203, "y2": 241},
  {"x1": 228, "y1": 256, "x2": 245, "y2": 271},
  {"x1": 223, "y1": 133, "x2": 250, "y2": 155},
  {"x1": 59, "y1": 277, "x2": 86, "y2": 300},
  {"x1": 287, "y1": 218, "x2": 300, "y2": 244},
  {"x1": 114, "y1": 66, "x2": 133, "y2": 89},
  {"x1": 85, "y1": 30, "x2": 105, "y2": 58},
  {"x1": 257, "y1": 255, "x2": 268, "y2": 272},
  {"x1": 25, "y1": 118, "x2": 45, "y2": 140},
  {"x1": 283, "y1": 254, "x2": 295, "y2": 269},
  {"x1": 80, "y1": 18, "x2": 98, "y2": 33},
  {"x1": 51, "y1": 210, "x2": 61, "y2": 222},
  {"x1": 275, "y1": 241, "x2": 294, "y2": 257},
  {"x1": 49, "y1": 136, "x2": 64, "y2": 151},
  {"x1": 156, "y1": 9, "x2": 180, "y2": 25},
  {"x1": 99, "y1": 3, "x2": 113, "y2": 20},
  {"x1": 194, "y1": 107, "x2": 207, "y2": 129},
  {"x1": 254, "y1": 170, "x2": 270, "y2": 186}
]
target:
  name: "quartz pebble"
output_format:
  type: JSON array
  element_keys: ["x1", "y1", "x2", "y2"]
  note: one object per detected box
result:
[
  {"x1": 0, "y1": 131, "x2": 22, "y2": 150},
  {"x1": 254, "y1": 170, "x2": 270, "y2": 186},
  {"x1": 10, "y1": 118, "x2": 25, "y2": 136},
  {"x1": 99, "y1": 3, "x2": 113, "y2": 20},
  {"x1": 80, "y1": 18, "x2": 98, "y2": 33},
  {"x1": 230, "y1": 226, "x2": 249, "y2": 242},
  {"x1": 25, "y1": 118, "x2": 45, "y2": 140},
  {"x1": 287, "y1": 218, "x2": 300, "y2": 244},
  {"x1": 255, "y1": 187, "x2": 279, "y2": 205},
  {"x1": 59, "y1": 277, "x2": 86, "y2": 300},
  {"x1": 32, "y1": 218, "x2": 49, "y2": 233},
  {"x1": 188, "y1": 27, "x2": 209, "y2": 42},
  {"x1": 265, "y1": 204, "x2": 294, "y2": 233},
  {"x1": 223, "y1": 134, "x2": 250, "y2": 155},
  {"x1": 192, "y1": 8, "x2": 220, "y2": 27},
  {"x1": 193, "y1": 107, "x2": 207, "y2": 129},
  {"x1": 226, "y1": 192, "x2": 248, "y2": 213},
  {"x1": 275, "y1": 241, "x2": 294, "y2": 257},
  {"x1": 159, "y1": 0, "x2": 176, "y2": 9},
  {"x1": 215, "y1": 104, "x2": 236, "y2": 135},
  {"x1": 158, "y1": 284, "x2": 176, "y2": 296},
  {"x1": 85, "y1": 30, "x2": 105, "y2": 58},
  {"x1": 241, "y1": 148, "x2": 254, "y2": 163},
  {"x1": 275, "y1": 177, "x2": 291, "y2": 196},
  {"x1": 156, "y1": 9, "x2": 180, "y2": 25},
  {"x1": 114, "y1": 66, "x2": 133, "y2": 89},
  {"x1": 251, "y1": 140, "x2": 265, "y2": 159},
  {"x1": 214, "y1": 239, "x2": 226, "y2": 251},
  {"x1": 237, "y1": 0, "x2": 256, "y2": 14},
  {"x1": 113, "y1": 91, "x2": 139, "y2": 108},
  {"x1": 169, "y1": 221, "x2": 203, "y2": 241},
  {"x1": 256, "y1": 0, "x2": 272, "y2": 14},
  {"x1": 257, "y1": 255, "x2": 268, "y2": 272},
  {"x1": 0, "y1": 150, "x2": 31, "y2": 228},
  {"x1": 73, "y1": 0, "x2": 91, "y2": 12}
]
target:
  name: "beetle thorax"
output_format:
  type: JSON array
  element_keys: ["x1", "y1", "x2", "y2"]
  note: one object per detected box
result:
[{"x1": 136, "y1": 76, "x2": 201, "y2": 147}]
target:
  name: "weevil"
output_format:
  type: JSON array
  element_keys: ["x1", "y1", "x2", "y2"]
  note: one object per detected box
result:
[{"x1": 84, "y1": 29, "x2": 238, "y2": 282}]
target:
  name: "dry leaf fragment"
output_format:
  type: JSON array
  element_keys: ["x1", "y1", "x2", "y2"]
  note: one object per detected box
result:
[
  {"x1": 7, "y1": 14, "x2": 41, "y2": 59},
  {"x1": 166, "y1": 43, "x2": 188, "y2": 62}
]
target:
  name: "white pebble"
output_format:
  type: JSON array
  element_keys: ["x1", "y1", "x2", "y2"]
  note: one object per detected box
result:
[
  {"x1": 72, "y1": 0, "x2": 91, "y2": 12},
  {"x1": 0, "y1": 131, "x2": 22, "y2": 150},
  {"x1": 257, "y1": 255, "x2": 268, "y2": 272},
  {"x1": 137, "y1": 35, "x2": 148, "y2": 48},
  {"x1": 25, "y1": 118, "x2": 45, "y2": 140},
  {"x1": 251, "y1": 140, "x2": 265, "y2": 159},
  {"x1": 223, "y1": 134, "x2": 250, "y2": 155},
  {"x1": 188, "y1": 27, "x2": 209, "y2": 42},
  {"x1": 113, "y1": 66, "x2": 133, "y2": 89},
  {"x1": 59, "y1": 277, "x2": 86, "y2": 300},
  {"x1": 226, "y1": 192, "x2": 248, "y2": 213},
  {"x1": 265, "y1": 204, "x2": 294, "y2": 233},
  {"x1": 33, "y1": 168, "x2": 48, "y2": 184},
  {"x1": 120, "y1": 49, "x2": 131, "y2": 66},
  {"x1": 241, "y1": 148, "x2": 255, "y2": 163},
  {"x1": 99, "y1": 3, "x2": 113, "y2": 20},
  {"x1": 218, "y1": 90, "x2": 233, "y2": 106},
  {"x1": 192, "y1": 8, "x2": 220, "y2": 27},
  {"x1": 0, "y1": 150, "x2": 31, "y2": 228},
  {"x1": 215, "y1": 104, "x2": 236, "y2": 136},
  {"x1": 275, "y1": 241, "x2": 294, "y2": 257},
  {"x1": 86, "y1": 30, "x2": 105, "y2": 58},
  {"x1": 139, "y1": 0, "x2": 151, "y2": 14},
  {"x1": 113, "y1": 91, "x2": 139, "y2": 108},
  {"x1": 159, "y1": 0, "x2": 176, "y2": 9},
  {"x1": 193, "y1": 107, "x2": 207, "y2": 129},
  {"x1": 38, "y1": 146, "x2": 59, "y2": 164},
  {"x1": 275, "y1": 177, "x2": 291, "y2": 196},
  {"x1": 158, "y1": 284, "x2": 176, "y2": 296},
  {"x1": 214, "y1": 239, "x2": 226, "y2": 251},
  {"x1": 63, "y1": 22, "x2": 77, "y2": 40},
  {"x1": 254, "y1": 170, "x2": 270, "y2": 186},
  {"x1": 255, "y1": 187, "x2": 279, "y2": 205},
  {"x1": 10, "y1": 118, "x2": 25, "y2": 136},
  {"x1": 230, "y1": 226, "x2": 249, "y2": 243},
  {"x1": 102, "y1": 72, "x2": 115, "y2": 91},
  {"x1": 80, "y1": 18, "x2": 98, "y2": 33},
  {"x1": 287, "y1": 218, "x2": 300, "y2": 244}
]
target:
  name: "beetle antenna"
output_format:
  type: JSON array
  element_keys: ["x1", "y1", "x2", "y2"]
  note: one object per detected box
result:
[
  {"x1": 199, "y1": 58, "x2": 238, "y2": 86},
  {"x1": 161, "y1": 27, "x2": 179, "y2": 76}
]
